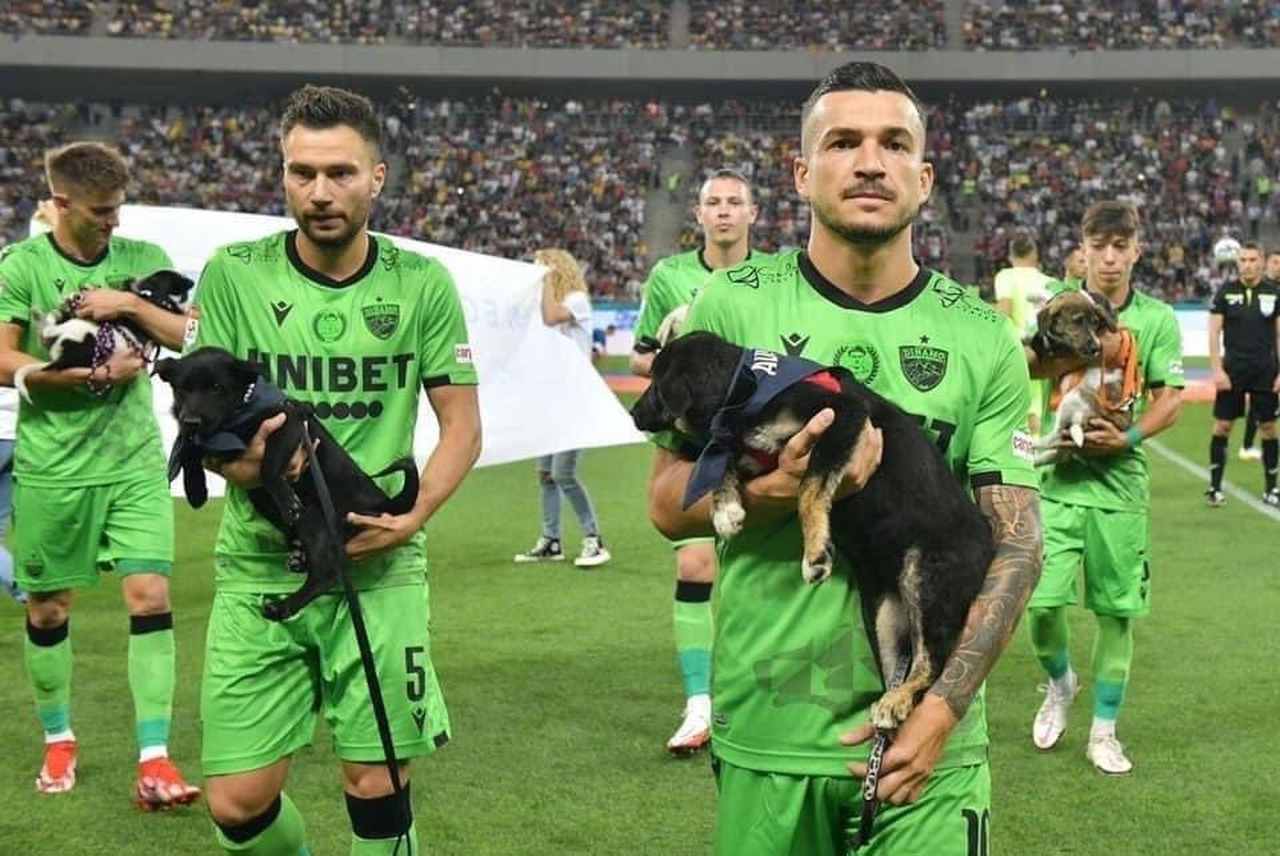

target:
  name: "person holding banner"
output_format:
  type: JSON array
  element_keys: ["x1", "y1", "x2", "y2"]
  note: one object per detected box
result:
[
  {"x1": 512, "y1": 248, "x2": 611, "y2": 568},
  {"x1": 0, "y1": 142, "x2": 197, "y2": 808},
  {"x1": 631, "y1": 168, "x2": 769, "y2": 756},
  {"x1": 189, "y1": 85, "x2": 481, "y2": 856}
]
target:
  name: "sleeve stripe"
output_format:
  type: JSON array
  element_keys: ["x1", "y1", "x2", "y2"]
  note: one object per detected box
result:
[
  {"x1": 422, "y1": 375, "x2": 478, "y2": 389},
  {"x1": 970, "y1": 472, "x2": 1005, "y2": 489}
]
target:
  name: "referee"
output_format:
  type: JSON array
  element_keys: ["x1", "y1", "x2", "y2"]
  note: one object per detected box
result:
[{"x1": 1207, "y1": 241, "x2": 1280, "y2": 507}]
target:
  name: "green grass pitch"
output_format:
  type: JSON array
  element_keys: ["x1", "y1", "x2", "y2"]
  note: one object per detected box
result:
[{"x1": 0, "y1": 396, "x2": 1275, "y2": 854}]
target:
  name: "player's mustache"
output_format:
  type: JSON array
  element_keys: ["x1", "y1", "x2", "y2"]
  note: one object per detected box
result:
[{"x1": 842, "y1": 183, "x2": 895, "y2": 200}]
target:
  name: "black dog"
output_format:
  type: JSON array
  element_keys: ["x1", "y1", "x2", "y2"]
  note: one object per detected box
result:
[
  {"x1": 15, "y1": 269, "x2": 195, "y2": 402},
  {"x1": 157, "y1": 346, "x2": 420, "y2": 621},
  {"x1": 632, "y1": 331, "x2": 994, "y2": 730}
]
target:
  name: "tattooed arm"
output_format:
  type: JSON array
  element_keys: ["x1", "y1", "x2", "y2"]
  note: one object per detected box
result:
[{"x1": 845, "y1": 484, "x2": 1042, "y2": 805}]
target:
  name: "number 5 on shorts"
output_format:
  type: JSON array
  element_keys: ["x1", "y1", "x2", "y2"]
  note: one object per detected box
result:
[{"x1": 405, "y1": 646, "x2": 426, "y2": 702}]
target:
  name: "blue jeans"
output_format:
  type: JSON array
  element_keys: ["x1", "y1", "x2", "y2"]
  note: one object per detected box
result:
[{"x1": 537, "y1": 450, "x2": 600, "y2": 541}]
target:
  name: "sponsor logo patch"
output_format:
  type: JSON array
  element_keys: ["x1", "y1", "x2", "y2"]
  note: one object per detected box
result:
[
  {"x1": 780, "y1": 332, "x2": 810, "y2": 357},
  {"x1": 454, "y1": 344, "x2": 473, "y2": 364},
  {"x1": 271, "y1": 301, "x2": 293, "y2": 327},
  {"x1": 1012, "y1": 430, "x2": 1035, "y2": 463}
]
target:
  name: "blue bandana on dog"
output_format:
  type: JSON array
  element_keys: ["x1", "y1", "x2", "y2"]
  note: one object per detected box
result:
[
  {"x1": 682, "y1": 348, "x2": 834, "y2": 510},
  {"x1": 166, "y1": 377, "x2": 288, "y2": 508}
]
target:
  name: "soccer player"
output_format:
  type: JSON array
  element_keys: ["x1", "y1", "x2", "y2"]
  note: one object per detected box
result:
[
  {"x1": 630, "y1": 168, "x2": 767, "y2": 755},
  {"x1": 648, "y1": 62, "x2": 1042, "y2": 853},
  {"x1": 1205, "y1": 241, "x2": 1280, "y2": 506},
  {"x1": 190, "y1": 86, "x2": 481, "y2": 855},
  {"x1": 1024, "y1": 201, "x2": 1184, "y2": 775},
  {"x1": 1062, "y1": 246, "x2": 1087, "y2": 290},
  {"x1": 0, "y1": 142, "x2": 198, "y2": 805},
  {"x1": 995, "y1": 232, "x2": 1055, "y2": 435}
]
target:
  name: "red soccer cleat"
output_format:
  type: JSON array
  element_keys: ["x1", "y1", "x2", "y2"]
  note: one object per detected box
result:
[
  {"x1": 135, "y1": 756, "x2": 201, "y2": 811},
  {"x1": 36, "y1": 740, "x2": 78, "y2": 794}
]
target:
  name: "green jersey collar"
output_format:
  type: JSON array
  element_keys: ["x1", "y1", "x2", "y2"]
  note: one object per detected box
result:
[
  {"x1": 285, "y1": 230, "x2": 379, "y2": 289},
  {"x1": 47, "y1": 232, "x2": 109, "y2": 268},
  {"x1": 799, "y1": 252, "x2": 930, "y2": 314}
]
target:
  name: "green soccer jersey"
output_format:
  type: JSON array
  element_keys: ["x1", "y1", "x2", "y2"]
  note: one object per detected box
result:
[
  {"x1": 1040, "y1": 286, "x2": 1184, "y2": 511},
  {"x1": 190, "y1": 231, "x2": 478, "y2": 593},
  {"x1": 677, "y1": 250, "x2": 1037, "y2": 777},
  {"x1": 634, "y1": 249, "x2": 771, "y2": 345},
  {"x1": 0, "y1": 233, "x2": 172, "y2": 487}
]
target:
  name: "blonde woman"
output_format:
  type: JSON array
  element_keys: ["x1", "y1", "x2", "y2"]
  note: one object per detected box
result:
[{"x1": 514, "y1": 249, "x2": 611, "y2": 568}]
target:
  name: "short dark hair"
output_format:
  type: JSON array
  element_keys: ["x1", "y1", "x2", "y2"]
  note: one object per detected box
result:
[
  {"x1": 281, "y1": 84, "x2": 382, "y2": 156},
  {"x1": 1010, "y1": 233, "x2": 1037, "y2": 259},
  {"x1": 1082, "y1": 201, "x2": 1141, "y2": 240},
  {"x1": 800, "y1": 62, "x2": 926, "y2": 151},
  {"x1": 45, "y1": 141, "x2": 129, "y2": 195},
  {"x1": 700, "y1": 168, "x2": 753, "y2": 201},
  {"x1": 1240, "y1": 241, "x2": 1264, "y2": 255}
]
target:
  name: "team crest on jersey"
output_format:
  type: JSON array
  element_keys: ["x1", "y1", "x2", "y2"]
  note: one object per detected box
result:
[
  {"x1": 899, "y1": 344, "x2": 949, "y2": 392},
  {"x1": 1260, "y1": 294, "x2": 1276, "y2": 315},
  {"x1": 726, "y1": 265, "x2": 761, "y2": 289},
  {"x1": 833, "y1": 343, "x2": 880, "y2": 384},
  {"x1": 312, "y1": 310, "x2": 347, "y2": 343},
  {"x1": 361, "y1": 301, "x2": 400, "y2": 340}
]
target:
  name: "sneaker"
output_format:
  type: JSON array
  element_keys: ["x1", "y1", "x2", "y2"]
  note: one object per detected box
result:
[
  {"x1": 1204, "y1": 488, "x2": 1226, "y2": 508},
  {"x1": 1239, "y1": 446, "x2": 1262, "y2": 461},
  {"x1": 513, "y1": 537, "x2": 564, "y2": 563},
  {"x1": 574, "y1": 536, "x2": 611, "y2": 568},
  {"x1": 1264, "y1": 488, "x2": 1280, "y2": 507},
  {"x1": 36, "y1": 740, "x2": 77, "y2": 794},
  {"x1": 666, "y1": 706, "x2": 711, "y2": 757},
  {"x1": 1032, "y1": 670, "x2": 1080, "y2": 750},
  {"x1": 135, "y1": 756, "x2": 201, "y2": 811},
  {"x1": 1086, "y1": 734, "x2": 1134, "y2": 775}
]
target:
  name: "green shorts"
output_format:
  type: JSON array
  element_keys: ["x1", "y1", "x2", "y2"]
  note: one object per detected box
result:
[
  {"x1": 201, "y1": 580, "x2": 450, "y2": 777},
  {"x1": 12, "y1": 472, "x2": 174, "y2": 592},
  {"x1": 714, "y1": 760, "x2": 991, "y2": 856},
  {"x1": 1030, "y1": 498, "x2": 1151, "y2": 617},
  {"x1": 669, "y1": 536, "x2": 716, "y2": 551}
]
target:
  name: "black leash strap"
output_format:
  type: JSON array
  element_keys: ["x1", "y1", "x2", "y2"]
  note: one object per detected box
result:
[
  {"x1": 301, "y1": 420, "x2": 413, "y2": 855},
  {"x1": 851, "y1": 654, "x2": 912, "y2": 851}
]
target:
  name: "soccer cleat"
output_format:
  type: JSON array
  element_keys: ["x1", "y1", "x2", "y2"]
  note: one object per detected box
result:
[
  {"x1": 1263, "y1": 488, "x2": 1280, "y2": 507},
  {"x1": 1239, "y1": 446, "x2": 1262, "y2": 461},
  {"x1": 666, "y1": 706, "x2": 711, "y2": 757},
  {"x1": 574, "y1": 536, "x2": 611, "y2": 568},
  {"x1": 513, "y1": 537, "x2": 564, "y2": 563},
  {"x1": 36, "y1": 740, "x2": 77, "y2": 794},
  {"x1": 1032, "y1": 670, "x2": 1080, "y2": 750},
  {"x1": 1086, "y1": 734, "x2": 1134, "y2": 775},
  {"x1": 135, "y1": 756, "x2": 201, "y2": 811},
  {"x1": 1204, "y1": 488, "x2": 1226, "y2": 508}
]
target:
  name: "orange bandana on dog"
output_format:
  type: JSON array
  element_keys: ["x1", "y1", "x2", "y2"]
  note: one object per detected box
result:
[{"x1": 1050, "y1": 327, "x2": 1141, "y2": 416}]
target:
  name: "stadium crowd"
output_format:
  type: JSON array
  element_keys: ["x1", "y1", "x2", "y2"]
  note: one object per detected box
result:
[
  {"x1": 9, "y1": 92, "x2": 1280, "y2": 304},
  {"x1": 0, "y1": 0, "x2": 93, "y2": 35},
  {"x1": 687, "y1": 0, "x2": 945, "y2": 51},
  {"x1": 964, "y1": 0, "x2": 1280, "y2": 50}
]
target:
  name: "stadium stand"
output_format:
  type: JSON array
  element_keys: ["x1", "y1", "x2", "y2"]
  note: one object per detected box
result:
[
  {"x1": 0, "y1": 0, "x2": 94, "y2": 35},
  {"x1": 687, "y1": 0, "x2": 946, "y2": 51}
]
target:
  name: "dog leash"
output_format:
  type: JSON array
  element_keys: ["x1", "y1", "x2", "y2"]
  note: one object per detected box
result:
[
  {"x1": 849, "y1": 654, "x2": 912, "y2": 852},
  {"x1": 299, "y1": 418, "x2": 414, "y2": 856}
]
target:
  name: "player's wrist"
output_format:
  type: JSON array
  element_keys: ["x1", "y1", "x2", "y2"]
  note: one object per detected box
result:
[{"x1": 1124, "y1": 426, "x2": 1144, "y2": 449}]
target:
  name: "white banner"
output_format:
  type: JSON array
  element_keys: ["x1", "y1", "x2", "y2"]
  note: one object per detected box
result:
[{"x1": 42, "y1": 205, "x2": 646, "y2": 496}]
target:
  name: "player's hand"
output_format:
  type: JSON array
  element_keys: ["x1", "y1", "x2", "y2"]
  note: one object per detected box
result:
[
  {"x1": 345, "y1": 510, "x2": 425, "y2": 562},
  {"x1": 842, "y1": 694, "x2": 957, "y2": 806},
  {"x1": 217, "y1": 413, "x2": 309, "y2": 489},
  {"x1": 1273, "y1": 374, "x2": 1280, "y2": 395},
  {"x1": 1213, "y1": 368, "x2": 1231, "y2": 391},
  {"x1": 1065, "y1": 417, "x2": 1129, "y2": 456},
  {"x1": 76, "y1": 288, "x2": 139, "y2": 322},
  {"x1": 745, "y1": 409, "x2": 882, "y2": 509},
  {"x1": 91, "y1": 348, "x2": 145, "y2": 386}
]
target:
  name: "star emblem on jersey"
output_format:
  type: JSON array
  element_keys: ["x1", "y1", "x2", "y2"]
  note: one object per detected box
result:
[
  {"x1": 312, "y1": 310, "x2": 347, "y2": 343},
  {"x1": 410, "y1": 707, "x2": 427, "y2": 735},
  {"x1": 271, "y1": 301, "x2": 293, "y2": 327},
  {"x1": 726, "y1": 265, "x2": 761, "y2": 289},
  {"x1": 780, "y1": 332, "x2": 810, "y2": 357},
  {"x1": 919, "y1": 334, "x2": 930, "y2": 344},
  {"x1": 833, "y1": 343, "x2": 880, "y2": 385},
  {"x1": 899, "y1": 344, "x2": 949, "y2": 392},
  {"x1": 362, "y1": 300, "x2": 400, "y2": 340}
]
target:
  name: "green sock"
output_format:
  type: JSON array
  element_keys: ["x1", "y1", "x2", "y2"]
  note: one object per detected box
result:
[
  {"x1": 1091, "y1": 615, "x2": 1134, "y2": 723},
  {"x1": 129, "y1": 613, "x2": 176, "y2": 756},
  {"x1": 673, "y1": 581, "x2": 713, "y2": 698},
  {"x1": 215, "y1": 793, "x2": 309, "y2": 855},
  {"x1": 25, "y1": 619, "x2": 73, "y2": 738},
  {"x1": 351, "y1": 821, "x2": 418, "y2": 855},
  {"x1": 1027, "y1": 606, "x2": 1071, "y2": 680}
]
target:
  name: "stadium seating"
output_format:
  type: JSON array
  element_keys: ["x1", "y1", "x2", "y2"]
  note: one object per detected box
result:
[
  {"x1": 687, "y1": 0, "x2": 945, "y2": 51},
  {"x1": 0, "y1": 0, "x2": 93, "y2": 35}
]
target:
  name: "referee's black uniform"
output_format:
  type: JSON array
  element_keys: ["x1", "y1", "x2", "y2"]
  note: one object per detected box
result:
[{"x1": 1208, "y1": 276, "x2": 1280, "y2": 501}]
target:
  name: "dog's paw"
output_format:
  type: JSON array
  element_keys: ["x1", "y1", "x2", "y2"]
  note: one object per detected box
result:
[
  {"x1": 285, "y1": 545, "x2": 308, "y2": 574},
  {"x1": 1069, "y1": 423, "x2": 1085, "y2": 448},
  {"x1": 712, "y1": 500, "x2": 746, "y2": 539},
  {"x1": 802, "y1": 543, "x2": 834, "y2": 585},
  {"x1": 871, "y1": 688, "x2": 916, "y2": 731}
]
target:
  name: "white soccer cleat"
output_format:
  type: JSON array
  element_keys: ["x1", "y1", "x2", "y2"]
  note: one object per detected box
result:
[
  {"x1": 667, "y1": 697, "x2": 711, "y2": 757},
  {"x1": 1086, "y1": 734, "x2": 1134, "y2": 775},
  {"x1": 1239, "y1": 446, "x2": 1262, "y2": 461},
  {"x1": 1032, "y1": 670, "x2": 1080, "y2": 750},
  {"x1": 1204, "y1": 488, "x2": 1226, "y2": 508},
  {"x1": 574, "y1": 536, "x2": 611, "y2": 568},
  {"x1": 1263, "y1": 488, "x2": 1280, "y2": 508}
]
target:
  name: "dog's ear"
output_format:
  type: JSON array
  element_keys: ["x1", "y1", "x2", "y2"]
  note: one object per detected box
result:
[
  {"x1": 655, "y1": 374, "x2": 692, "y2": 420},
  {"x1": 1085, "y1": 290, "x2": 1119, "y2": 332},
  {"x1": 155, "y1": 357, "x2": 180, "y2": 383}
]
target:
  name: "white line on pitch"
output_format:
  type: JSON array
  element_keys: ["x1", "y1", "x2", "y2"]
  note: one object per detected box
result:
[{"x1": 1147, "y1": 439, "x2": 1280, "y2": 523}]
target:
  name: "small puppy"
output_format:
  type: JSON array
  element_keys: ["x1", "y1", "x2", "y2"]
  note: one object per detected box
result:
[
  {"x1": 15, "y1": 270, "x2": 194, "y2": 402},
  {"x1": 158, "y1": 346, "x2": 420, "y2": 621},
  {"x1": 632, "y1": 332, "x2": 994, "y2": 730},
  {"x1": 1031, "y1": 290, "x2": 1137, "y2": 464}
]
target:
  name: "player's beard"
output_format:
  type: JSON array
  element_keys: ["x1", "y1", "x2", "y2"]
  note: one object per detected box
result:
[
  {"x1": 291, "y1": 198, "x2": 370, "y2": 250},
  {"x1": 812, "y1": 193, "x2": 920, "y2": 248}
]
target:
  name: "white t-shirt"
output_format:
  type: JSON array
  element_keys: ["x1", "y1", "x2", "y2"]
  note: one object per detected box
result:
[
  {"x1": 0, "y1": 386, "x2": 17, "y2": 441},
  {"x1": 553, "y1": 291, "x2": 593, "y2": 357},
  {"x1": 994, "y1": 266, "x2": 1054, "y2": 337}
]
